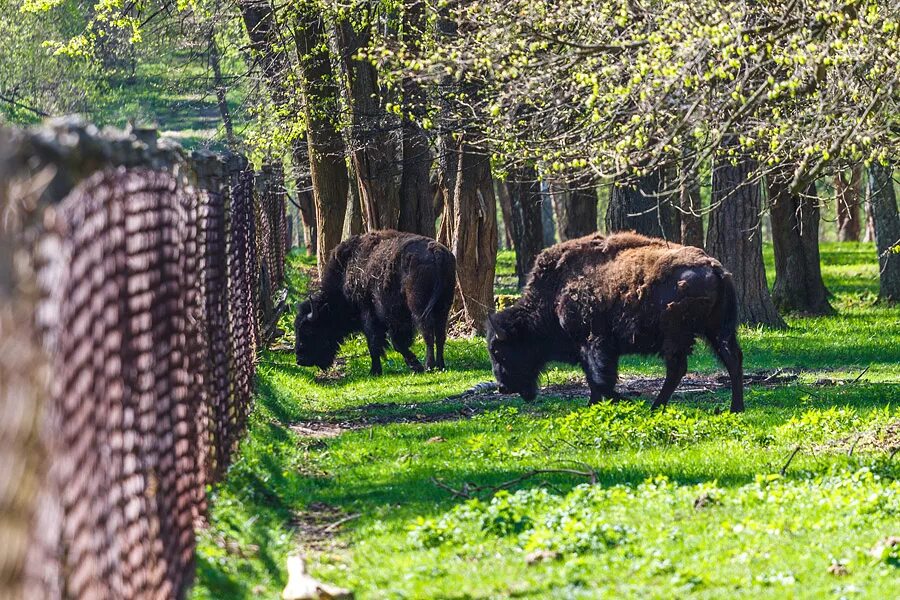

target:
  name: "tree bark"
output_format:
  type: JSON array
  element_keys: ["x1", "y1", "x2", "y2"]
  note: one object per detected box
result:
[
  {"x1": 507, "y1": 167, "x2": 545, "y2": 287},
  {"x1": 553, "y1": 183, "x2": 599, "y2": 241},
  {"x1": 769, "y1": 176, "x2": 834, "y2": 315},
  {"x1": 238, "y1": 1, "x2": 328, "y2": 261},
  {"x1": 345, "y1": 168, "x2": 364, "y2": 238},
  {"x1": 334, "y1": 16, "x2": 402, "y2": 232},
  {"x1": 540, "y1": 182, "x2": 557, "y2": 247},
  {"x1": 866, "y1": 164, "x2": 900, "y2": 302},
  {"x1": 296, "y1": 189, "x2": 317, "y2": 256},
  {"x1": 449, "y1": 137, "x2": 499, "y2": 331},
  {"x1": 606, "y1": 169, "x2": 677, "y2": 239},
  {"x1": 496, "y1": 180, "x2": 515, "y2": 249},
  {"x1": 835, "y1": 166, "x2": 862, "y2": 242},
  {"x1": 397, "y1": 0, "x2": 436, "y2": 237},
  {"x1": 295, "y1": 9, "x2": 349, "y2": 272},
  {"x1": 398, "y1": 121, "x2": 435, "y2": 236},
  {"x1": 707, "y1": 155, "x2": 786, "y2": 328},
  {"x1": 864, "y1": 181, "x2": 876, "y2": 242},
  {"x1": 679, "y1": 157, "x2": 704, "y2": 247},
  {"x1": 207, "y1": 31, "x2": 236, "y2": 149}
]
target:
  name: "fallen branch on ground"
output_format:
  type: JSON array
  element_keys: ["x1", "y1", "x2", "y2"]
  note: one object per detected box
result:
[{"x1": 781, "y1": 445, "x2": 802, "y2": 476}]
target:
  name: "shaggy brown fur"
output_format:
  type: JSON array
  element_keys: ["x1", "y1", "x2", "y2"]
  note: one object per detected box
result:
[
  {"x1": 296, "y1": 230, "x2": 456, "y2": 374},
  {"x1": 487, "y1": 232, "x2": 744, "y2": 412}
]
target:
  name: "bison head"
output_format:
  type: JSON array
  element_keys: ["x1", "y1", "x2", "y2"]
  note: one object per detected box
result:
[
  {"x1": 295, "y1": 298, "x2": 341, "y2": 370},
  {"x1": 486, "y1": 312, "x2": 541, "y2": 401}
]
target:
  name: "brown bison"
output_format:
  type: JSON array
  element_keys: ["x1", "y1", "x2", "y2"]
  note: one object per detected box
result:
[
  {"x1": 487, "y1": 232, "x2": 744, "y2": 412},
  {"x1": 295, "y1": 230, "x2": 456, "y2": 375}
]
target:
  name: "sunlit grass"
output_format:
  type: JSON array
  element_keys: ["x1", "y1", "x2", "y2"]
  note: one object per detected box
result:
[{"x1": 192, "y1": 242, "x2": 900, "y2": 599}]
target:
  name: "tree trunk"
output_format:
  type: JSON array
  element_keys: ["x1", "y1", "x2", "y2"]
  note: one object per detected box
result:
[
  {"x1": 540, "y1": 182, "x2": 557, "y2": 246},
  {"x1": 507, "y1": 167, "x2": 544, "y2": 287},
  {"x1": 449, "y1": 137, "x2": 499, "y2": 331},
  {"x1": 864, "y1": 181, "x2": 876, "y2": 242},
  {"x1": 334, "y1": 16, "x2": 402, "y2": 231},
  {"x1": 397, "y1": 0, "x2": 435, "y2": 237},
  {"x1": 554, "y1": 184, "x2": 598, "y2": 241},
  {"x1": 679, "y1": 158, "x2": 704, "y2": 247},
  {"x1": 435, "y1": 7, "x2": 497, "y2": 332},
  {"x1": 345, "y1": 169, "x2": 364, "y2": 238},
  {"x1": 606, "y1": 169, "x2": 677, "y2": 239},
  {"x1": 769, "y1": 176, "x2": 834, "y2": 315},
  {"x1": 295, "y1": 9, "x2": 349, "y2": 272},
  {"x1": 398, "y1": 121, "x2": 435, "y2": 237},
  {"x1": 675, "y1": 143, "x2": 703, "y2": 248},
  {"x1": 496, "y1": 180, "x2": 515, "y2": 249},
  {"x1": 239, "y1": 1, "x2": 333, "y2": 263},
  {"x1": 207, "y1": 32, "x2": 236, "y2": 149},
  {"x1": 707, "y1": 155, "x2": 786, "y2": 328},
  {"x1": 296, "y1": 189, "x2": 317, "y2": 256},
  {"x1": 867, "y1": 164, "x2": 900, "y2": 302},
  {"x1": 835, "y1": 166, "x2": 862, "y2": 242},
  {"x1": 436, "y1": 139, "x2": 456, "y2": 247}
]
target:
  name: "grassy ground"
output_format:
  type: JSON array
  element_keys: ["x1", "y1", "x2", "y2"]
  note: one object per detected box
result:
[{"x1": 192, "y1": 243, "x2": 900, "y2": 599}]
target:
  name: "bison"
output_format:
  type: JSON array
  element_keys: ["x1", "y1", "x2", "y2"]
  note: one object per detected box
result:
[
  {"x1": 295, "y1": 230, "x2": 456, "y2": 375},
  {"x1": 486, "y1": 232, "x2": 744, "y2": 412}
]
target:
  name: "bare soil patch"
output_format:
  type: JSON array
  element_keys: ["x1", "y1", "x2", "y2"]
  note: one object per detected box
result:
[
  {"x1": 288, "y1": 369, "x2": 854, "y2": 439},
  {"x1": 292, "y1": 501, "x2": 359, "y2": 552},
  {"x1": 820, "y1": 420, "x2": 900, "y2": 455}
]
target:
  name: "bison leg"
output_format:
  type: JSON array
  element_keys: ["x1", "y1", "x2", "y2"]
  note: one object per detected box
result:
[
  {"x1": 363, "y1": 315, "x2": 387, "y2": 376},
  {"x1": 650, "y1": 353, "x2": 689, "y2": 410},
  {"x1": 580, "y1": 341, "x2": 620, "y2": 405},
  {"x1": 435, "y1": 318, "x2": 448, "y2": 370},
  {"x1": 708, "y1": 332, "x2": 744, "y2": 413},
  {"x1": 391, "y1": 328, "x2": 425, "y2": 374},
  {"x1": 420, "y1": 328, "x2": 436, "y2": 371}
]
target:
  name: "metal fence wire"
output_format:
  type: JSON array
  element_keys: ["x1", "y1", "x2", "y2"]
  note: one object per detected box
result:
[{"x1": 0, "y1": 124, "x2": 286, "y2": 599}]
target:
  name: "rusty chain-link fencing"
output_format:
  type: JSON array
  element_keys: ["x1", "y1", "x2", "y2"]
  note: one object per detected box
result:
[{"x1": 0, "y1": 121, "x2": 287, "y2": 599}]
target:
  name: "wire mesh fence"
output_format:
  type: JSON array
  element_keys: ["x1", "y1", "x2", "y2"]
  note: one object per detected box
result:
[{"x1": 0, "y1": 121, "x2": 286, "y2": 599}]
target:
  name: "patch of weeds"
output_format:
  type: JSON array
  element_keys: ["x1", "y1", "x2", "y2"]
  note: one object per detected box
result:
[{"x1": 543, "y1": 402, "x2": 747, "y2": 449}]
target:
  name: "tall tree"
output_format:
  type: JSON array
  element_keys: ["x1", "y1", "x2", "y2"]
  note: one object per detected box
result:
[
  {"x1": 707, "y1": 155, "x2": 786, "y2": 328},
  {"x1": 554, "y1": 183, "x2": 598, "y2": 241},
  {"x1": 239, "y1": 1, "x2": 321, "y2": 257},
  {"x1": 507, "y1": 168, "x2": 544, "y2": 287},
  {"x1": 769, "y1": 176, "x2": 834, "y2": 315},
  {"x1": 296, "y1": 187, "x2": 318, "y2": 257},
  {"x1": 867, "y1": 164, "x2": 900, "y2": 302},
  {"x1": 495, "y1": 181, "x2": 515, "y2": 249},
  {"x1": 678, "y1": 145, "x2": 704, "y2": 247},
  {"x1": 606, "y1": 170, "x2": 676, "y2": 239},
  {"x1": 445, "y1": 137, "x2": 499, "y2": 330},
  {"x1": 295, "y1": 5, "x2": 350, "y2": 271},
  {"x1": 540, "y1": 183, "x2": 557, "y2": 247},
  {"x1": 207, "y1": 29, "x2": 236, "y2": 148},
  {"x1": 864, "y1": 184, "x2": 877, "y2": 243},
  {"x1": 435, "y1": 7, "x2": 497, "y2": 331},
  {"x1": 397, "y1": 0, "x2": 436, "y2": 237},
  {"x1": 834, "y1": 166, "x2": 862, "y2": 242},
  {"x1": 334, "y1": 12, "x2": 401, "y2": 232},
  {"x1": 345, "y1": 171, "x2": 364, "y2": 238}
]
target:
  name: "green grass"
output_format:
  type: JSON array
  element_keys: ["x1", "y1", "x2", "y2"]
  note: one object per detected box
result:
[{"x1": 191, "y1": 242, "x2": 900, "y2": 599}]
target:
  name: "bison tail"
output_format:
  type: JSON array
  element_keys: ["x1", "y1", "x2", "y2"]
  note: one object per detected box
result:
[
  {"x1": 717, "y1": 271, "x2": 739, "y2": 339},
  {"x1": 422, "y1": 245, "x2": 454, "y2": 322}
]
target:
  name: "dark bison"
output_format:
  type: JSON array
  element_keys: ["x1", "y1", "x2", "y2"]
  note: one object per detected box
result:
[
  {"x1": 295, "y1": 230, "x2": 456, "y2": 375},
  {"x1": 487, "y1": 232, "x2": 744, "y2": 412}
]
